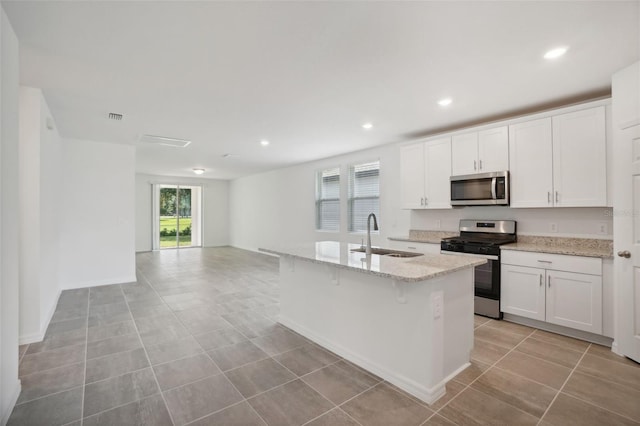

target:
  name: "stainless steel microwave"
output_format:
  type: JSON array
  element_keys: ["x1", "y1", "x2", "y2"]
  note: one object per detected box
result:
[{"x1": 450, "y1": 171, "x2": 509, "y2": 206}]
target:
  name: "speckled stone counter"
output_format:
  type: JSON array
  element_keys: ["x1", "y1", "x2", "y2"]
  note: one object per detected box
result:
[
  {"x1": 501, "y1": 236, "x2": 613, "y2": 258},
  {"x1": 259, "y1": 241, "x2": 485, "y2": 282},
  {"x1": 389, "y1": 230, "x2": 459, "y2": 244}
]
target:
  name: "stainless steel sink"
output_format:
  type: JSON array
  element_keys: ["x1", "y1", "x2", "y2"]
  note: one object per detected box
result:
[{"x1": 350, "y1": 247, "x2": 423, "y2": 258}]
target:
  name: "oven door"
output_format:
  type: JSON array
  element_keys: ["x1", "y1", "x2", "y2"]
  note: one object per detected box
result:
[
  {"x1": 440, "y1": 251, "x2": 502, "y2": 318},
  {"x1": 474, "y1": 257, "x2": 500, "y2": 300}
]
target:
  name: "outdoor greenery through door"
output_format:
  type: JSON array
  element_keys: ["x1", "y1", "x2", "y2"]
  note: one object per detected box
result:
[{"x1": 156, "y1": 184, "x2": 202, "y2": 249}]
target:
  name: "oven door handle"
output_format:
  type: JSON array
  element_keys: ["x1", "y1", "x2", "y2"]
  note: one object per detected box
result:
[
  {"x1": 491, "y1": 177, "x2": 497, "y2": 200},
  {"x1": 440, "y1": 250, "x2": 499, "y2": 261}
]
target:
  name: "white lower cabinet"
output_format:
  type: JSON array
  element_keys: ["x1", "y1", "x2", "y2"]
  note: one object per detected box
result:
[{"x1": 501, "y1": 251, "x2": 603, "y2": 334}]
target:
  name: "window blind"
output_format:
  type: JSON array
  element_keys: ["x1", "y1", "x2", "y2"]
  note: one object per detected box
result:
[
  {"x1": 316, "y1": 167, "x2": 340, "y2": 231},
  {"x1": 348, "y1": 161, "x2": 380, "y2": 233}
]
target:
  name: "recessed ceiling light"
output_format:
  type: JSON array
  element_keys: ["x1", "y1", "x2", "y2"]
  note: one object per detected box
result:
[
  {"x1": 438, "y1": 98, "x2": 452, "y2": 107},
  {"x1": 544, "y1": 46, "x2": 568, "y2": 60},
  {"x1": 192, "y1": 168, "x2": 205, "y2": 175},
  {"x1": 260, "y1": 140, "x2": 270, "y2": 146},
  {"x1": 362, "y1": 123, "x2": 373, "y2": 130}
]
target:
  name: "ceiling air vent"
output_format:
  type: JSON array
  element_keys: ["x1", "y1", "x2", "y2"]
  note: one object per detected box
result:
[
  {"x1": 140, "y1": 134, "x2": 191, "y2": 148},
  {"x1": 108, "y1": 112, "x2": 123, "y2": 120}
]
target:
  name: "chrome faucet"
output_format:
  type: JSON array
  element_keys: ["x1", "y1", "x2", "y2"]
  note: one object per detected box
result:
[{"x1": 366, "y1": 213, "x2": 379, "y2": 255}]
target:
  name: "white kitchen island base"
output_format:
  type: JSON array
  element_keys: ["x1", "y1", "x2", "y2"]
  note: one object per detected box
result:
[{"x1": 276, "y1": 255, "x2": 475, "y2": 405}]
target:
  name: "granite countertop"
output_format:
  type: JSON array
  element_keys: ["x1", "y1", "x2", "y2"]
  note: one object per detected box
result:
[
  {"x1": 388, "y1": 230, "x2": 459, "y2": 244},
  {"x1": 501, "y1": 236, "x2": 613, "y2": 259},
  {"x1": 259, "y1": 241, "x2": 486, "y2": 283}
]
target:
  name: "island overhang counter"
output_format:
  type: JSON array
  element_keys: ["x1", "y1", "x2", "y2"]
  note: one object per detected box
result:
[{"x1": 259, "y1": 241, "x2": 486, "y2": 404}]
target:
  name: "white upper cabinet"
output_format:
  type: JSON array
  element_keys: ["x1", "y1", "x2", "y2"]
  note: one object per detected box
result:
[
  {"x1": 400, "y1": 137, "x2": 451, "y2": 209},
  {"x1": 509, "y1": 118, "x2": 554, "y2": 208},
  {"x1": 451, "y1": 126, "x2": 508, "y2": 176},
  {"x1": 424, "y1": 137, "x2": 452, "y2": 209},
  {"x1": 552, "y1": 107, "x2": 607, "y2": 207},
  {"x1": 509, "y1": 106, "x2": 607, "y2": 208},
  {"x1": 478, "y1": 126, "x2": 509, "y2": 173},
  {"x1": 400, "y1": 143, "x2": 425, "y2": 209},
  {"x1": 451, "y1": 132, "x2": 478, "y2": 175}
]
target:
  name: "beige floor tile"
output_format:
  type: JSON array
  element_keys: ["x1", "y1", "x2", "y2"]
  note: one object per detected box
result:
[
  {"x1": 474, "y1": 316, "x2": 491, "y2": 328},
  {"x1": 470, "y1": 338, "x2": 511, "y2": 365},
  {"x1": 495, "y1": 350, "x2": 572, "y2": 389},
  {"x1": 516, "y1": 337, "x2": 583, "y2": 369},
  {"x1": 187, "y1": 401, "x2": 266, "y2": 426},
  {"x1": 452, "y1": 360, "x2": 491, "y2": 385},
  {"x1": 586, "y1": 344, "x2": 640, "y2": 368},
  {"x1": 542, "y1": 393, "x2": 638, "y2": 426},
  {"x1": 273, "y1": 343, "x2": 340, "y2": 376},
  {"x1": 482, "y1": 319, "x2": 535, "y2": 337},
  {"x1": 562, "y1": 371, "x2": 640, "y2": 422},
  {"x1": 422, "y1": 414, "x2": 458, "y2": 426},
  {"x1": 306, "y1": 408, "x2": 360, "y2": 426},
  {"x1": 531, "y1": 330, "x2": 590, "y2": 353},
  {"x1": 302, "y1": 360, "x2": 380, "y2": 405},
  {"x1": 163, "y1": 375, "x2": 244, "y2": 426},
  {"x1": 428, "y1": 379, "x2": 466, "y2": 411},
  {"x1": 248, "y1": 379, "x2": 334, "y2": 426},
  {"x1": 474, "y1": 326, "x2": 526, "y2": 349},
  {"x1": 341, "y1": 383, "x2": 433, "y2": 426},
  {"x1": 470, "y1": 367, "x2": 557, "y2": 417},
  {"x1": 576, "y1": 354, "x2": 640, "y2": 392},
  {"x1": 225, "y1": 358, "x2": 296, "y2": 398},
  {"x1": 439, "y1": 387, "x2": 539, "y2": 426}
]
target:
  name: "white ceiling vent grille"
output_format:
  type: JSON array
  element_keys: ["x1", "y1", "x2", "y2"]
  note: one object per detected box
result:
[
  {"x1": 108, "y1": 112, "x2": 123, "y2": 120},
  {"x1": 140, "y1": 134, "x2": 191, "y2": 148}
]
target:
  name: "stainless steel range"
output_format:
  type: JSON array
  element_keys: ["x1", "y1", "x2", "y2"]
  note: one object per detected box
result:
[{"x1": 440, "y1": 219, "x2": 517, "y2": 319}]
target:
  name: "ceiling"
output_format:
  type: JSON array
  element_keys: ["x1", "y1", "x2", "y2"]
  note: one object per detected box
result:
[{"x1": 3, "y1": 1, "x2": 639, "y2": 180}]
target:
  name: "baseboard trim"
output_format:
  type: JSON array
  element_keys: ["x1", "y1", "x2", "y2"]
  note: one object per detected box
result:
[
  {"x1": 503, "y1": 313, "x2": 614, "y2": 346},
  {"x1": 1, "y1": 379, "x2": 21, "y2": 426},
  {"x1": 278, "y1": 316, "x2": 447, "y2": 405},
  {"x1": 61, "y1": 275, "x2": 138, "y2": 290}
]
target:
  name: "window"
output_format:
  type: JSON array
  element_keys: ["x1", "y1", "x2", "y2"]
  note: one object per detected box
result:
[
  {"x1": 316, "y1": 167, "x2": 340, "y2": 231},
  {"x1": 348, "y1": 160, "x2": 380, "y2": 232}
]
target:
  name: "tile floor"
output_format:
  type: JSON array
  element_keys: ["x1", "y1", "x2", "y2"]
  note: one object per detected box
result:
[{"x1": 8, "y1": 247, "x2": 640, "y2": 426}]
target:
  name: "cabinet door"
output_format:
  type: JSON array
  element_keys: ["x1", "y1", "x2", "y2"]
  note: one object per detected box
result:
[
  {"x1": 478, "y1": 126, "x2": 509, "y2": 173},
  {"x1": 501, "y1": 264, "x2": 546, "y2": 321},
  {"x1": 552, "y1": 107, "x2": 607, "y2": 207},
  {"x1": 424, "y1": 137, "x2": 452, "y2": 209},
  {"x1": 400, "y1": 143, "x2": 425, "y2": 209},
  {"x1": 509, "y1": 118, "x2": 554, "y2": 208},
  {"x1": 546, "y1": 270, "x2": 603, "y2": 334},
  {"x1": 451, "y1": 132, "x2": 478, "y2": 176}
]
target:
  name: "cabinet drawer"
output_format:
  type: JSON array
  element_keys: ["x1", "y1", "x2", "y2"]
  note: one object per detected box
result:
[
  {"x1": 387, "y1": 240, "x2": 441, "y2": 255},
  {"x1": 501, "y1": 250, "x2": 601, "y2": 275}
]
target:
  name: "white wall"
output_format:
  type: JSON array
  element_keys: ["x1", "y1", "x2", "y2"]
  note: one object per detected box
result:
[
  {"x1": 411, "y1": 206, "x2": 613, "y2": 238},
  {"x1": 135, "y1": 174, "x2": 230, "y2": 252},
  {"x1": 59, "y1": 139, "x2": 136, "y2": 288},
  {"x1": 18, "y1": 87, "x2": 62, "y2": 343},
  {"x1": 1, "y1": 6, "x2": 21, "y2": 425},
  {"x1": 229, "y1": 143, "x2": 410, "y2": 251}
]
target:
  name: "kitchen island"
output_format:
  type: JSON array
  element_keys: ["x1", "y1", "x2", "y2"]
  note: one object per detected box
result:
[{"x1": 260, "y1": 241, "x2": 485, "y2": 404}]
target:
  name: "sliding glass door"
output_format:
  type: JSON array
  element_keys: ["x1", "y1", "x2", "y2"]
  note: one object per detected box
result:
[{"x1": 154, "y1": 185, "x2": 202, "y2": 250}]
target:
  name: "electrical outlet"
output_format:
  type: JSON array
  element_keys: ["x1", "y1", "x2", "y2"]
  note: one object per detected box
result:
[
  {"x1": 550, "y1": 223, "x2": 558, "y2": 233},
  {"x1": 432, "y1": 292, "x2": 443, "y2": 319},
  {"x1": 598, "y1": 222, "x2": 608, "y2": 235}
]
